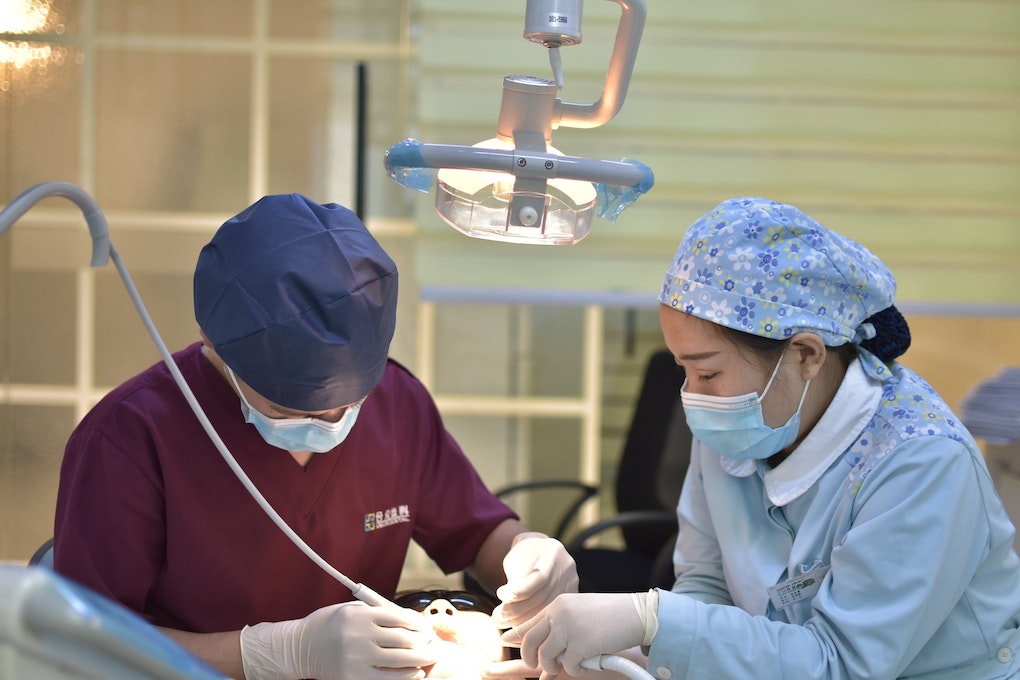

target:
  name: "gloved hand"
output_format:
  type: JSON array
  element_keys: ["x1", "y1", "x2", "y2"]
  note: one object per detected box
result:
[
  {"x1": 499, "y1": 592, "x2": 648, "y2": 678},
  {"x1": 492, "y1": 532, "x2": 579, "y2": 627},
  {"x1": 240, "y1": 600, "x2": 438, "y2": 680}
]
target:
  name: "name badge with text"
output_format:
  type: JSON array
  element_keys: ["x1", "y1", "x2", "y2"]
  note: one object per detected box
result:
[{"x1": 767, "y1": 564, "x2": 830, "y2": 610}]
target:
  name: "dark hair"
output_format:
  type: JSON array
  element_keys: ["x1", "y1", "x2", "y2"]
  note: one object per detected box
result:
[
  {"x1": 714, "y1": 305, "x2": 911, "y2": 366},
  {"x1": 858, "y1": 305, "x2": 911, "y2": 362}
]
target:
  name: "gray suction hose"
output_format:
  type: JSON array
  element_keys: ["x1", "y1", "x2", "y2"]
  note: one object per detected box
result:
[{"x1": 581, "y1": 653, "x2": 656, "y2": 680}]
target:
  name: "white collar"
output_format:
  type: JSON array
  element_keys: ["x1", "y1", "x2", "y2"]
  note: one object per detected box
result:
[{"x1": 719, "y1": 358, "x2": 882, "y2": 506}]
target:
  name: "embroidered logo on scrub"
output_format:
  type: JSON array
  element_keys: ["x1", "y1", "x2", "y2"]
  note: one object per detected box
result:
[
  {"x1": 364, "y1": 505, "x2": 411, "y2": 532},
  {"x1": 767, "y1": 564, "x2": 830, "y2": 610}
]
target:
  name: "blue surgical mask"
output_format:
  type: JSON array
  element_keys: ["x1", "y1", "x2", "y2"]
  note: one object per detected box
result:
[
  {"x1": 226, "y1": 366, "x2": 362, "y2": 453},
  {"x1": 680, "y1": 349, "x2": 810, "y2": 460}
]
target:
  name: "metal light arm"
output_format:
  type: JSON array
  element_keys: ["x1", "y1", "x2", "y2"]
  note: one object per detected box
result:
[{"x1": 554, "y1": 0, "x2": 647, "y2": 130}]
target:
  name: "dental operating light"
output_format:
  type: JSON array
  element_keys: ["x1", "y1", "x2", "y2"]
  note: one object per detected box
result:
[{"x1": 385, "y1": 0, "x2": 653, "y2": 245}]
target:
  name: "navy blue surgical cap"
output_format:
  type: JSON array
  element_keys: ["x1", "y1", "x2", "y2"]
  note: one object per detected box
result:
[{"x1": 194, "y1": 193, "x2": 398, "y2": 411}]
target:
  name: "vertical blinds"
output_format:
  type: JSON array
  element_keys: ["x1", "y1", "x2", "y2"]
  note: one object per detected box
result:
[{"x1": 411, "y1": 0, "x2": 1020, "y2": 306}]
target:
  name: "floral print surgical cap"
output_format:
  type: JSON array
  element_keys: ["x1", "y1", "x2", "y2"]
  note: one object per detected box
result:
[{"x1": 659, "y1": 197, "x2": 897, "y2": 348}]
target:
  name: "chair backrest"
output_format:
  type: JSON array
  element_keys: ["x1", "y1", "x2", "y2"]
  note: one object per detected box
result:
[
  {"x1": 614, "y1": 348, "x2": 691, "y2": 558},
  {"x1": 29, "y1": 538, "x2": 54, "y2": 570}
]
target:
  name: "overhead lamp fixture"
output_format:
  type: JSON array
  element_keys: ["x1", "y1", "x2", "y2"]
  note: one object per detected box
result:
[
  {"x1": 385, "y1": 0, "x2": 653, "y2": 246},
  {"x1": 0, "y1": 0, "x2": 71, "y2": 95}
]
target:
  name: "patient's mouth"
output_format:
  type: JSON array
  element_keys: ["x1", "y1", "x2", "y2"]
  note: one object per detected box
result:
[{"x1": 432, "y1": 622, "x2": 459, "y2": 644}]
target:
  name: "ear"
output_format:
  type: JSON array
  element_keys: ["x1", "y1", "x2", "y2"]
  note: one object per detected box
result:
[
  {"x1": 198, "y1": 331, "x2": 226, "y2": 374},
  {"x1": 788, "y1": 332, "x2": 827, "y2": 381}
]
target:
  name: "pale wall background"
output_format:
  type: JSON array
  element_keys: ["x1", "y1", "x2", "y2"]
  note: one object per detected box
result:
[{"x1": 2, "y1": 0, "x2": 1018, "y2": 588}]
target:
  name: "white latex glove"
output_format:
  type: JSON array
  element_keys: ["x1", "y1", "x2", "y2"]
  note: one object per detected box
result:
[
  {"x1": 499, "y1": 593, "x2": 646, "y2": 678},
  {"x1": 240, "y1": 600, "x2": 438, "y2": 680},
  {"x1": 492, "y1": 532, "x2": 579, "y2": 627}
]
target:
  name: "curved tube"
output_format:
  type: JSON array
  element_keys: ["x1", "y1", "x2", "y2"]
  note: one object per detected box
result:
[
  {"x1": 581, "y1": 653, "x2": 656, "y2": 680},
  {"x1": 0, "y1": 181, "x2": 111, "y2": 267},
  {"x1": 555, "y1": 0, "x2": 647, "y2": 129}
]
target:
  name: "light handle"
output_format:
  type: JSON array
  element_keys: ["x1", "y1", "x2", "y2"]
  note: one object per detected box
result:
[{"x1": 554, "y1": 0, "x2": 646, "y2": 129}]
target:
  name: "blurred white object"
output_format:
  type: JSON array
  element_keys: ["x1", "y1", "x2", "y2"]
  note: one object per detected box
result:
[{"x1": 0, "y1": 565, "x2": 226, "y2": 680}]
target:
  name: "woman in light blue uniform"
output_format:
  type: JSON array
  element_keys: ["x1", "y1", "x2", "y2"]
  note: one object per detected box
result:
[{"x1": 496, "y1": 197, "x2": 1020, "y2": 680}]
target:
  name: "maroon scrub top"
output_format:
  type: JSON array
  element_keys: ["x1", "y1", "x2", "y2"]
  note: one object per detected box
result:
[{"x1": 54, "y1": 342, "x2": 517, "y2": 633}]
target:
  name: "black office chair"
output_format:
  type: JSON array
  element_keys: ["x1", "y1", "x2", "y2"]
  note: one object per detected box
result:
[
  {"x1": 465, "y1": 348, "x2": 691, "y2": 596},
  {"x1": 566, "y1": 349, "x2": 689, "y2": 593},
  {"x1": 28, "y1": 537, "x2": 54, "y2": 569}
]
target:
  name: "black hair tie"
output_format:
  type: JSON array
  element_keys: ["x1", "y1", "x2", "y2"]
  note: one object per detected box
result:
[{"x1": 859, "y1": 305, "x2": 911, "y2": 363}]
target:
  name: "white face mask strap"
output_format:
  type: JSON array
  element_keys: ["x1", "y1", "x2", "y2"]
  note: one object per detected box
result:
[
  {"x1": 757, "y1": 344, "x2": 790, "y2": 403},
  {"x1": 760, "y1": 345, "x2": 812, "y2": 415},
  {"x1": 333, "y1": 401, "x2": 360, "y2": 429},
  {"x1": 795, "y1": 378, "x2": 812, "y2": 411},
  {"x1": 225, "y1": 364, "x2": 255, "y2": 411}
]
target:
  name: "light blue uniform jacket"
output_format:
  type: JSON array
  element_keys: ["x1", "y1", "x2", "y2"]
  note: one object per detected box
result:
[{"x1": 647, "y1": 355, "x2": 1020, "y2": 679}]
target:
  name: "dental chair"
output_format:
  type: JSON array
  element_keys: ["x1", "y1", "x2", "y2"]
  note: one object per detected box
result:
[
  {"x1": 466, "y1": 348, "x2": 690, "y2": 596},
  {"x1": 1, "y1": 563, "x2": 226, "y2": 679}
]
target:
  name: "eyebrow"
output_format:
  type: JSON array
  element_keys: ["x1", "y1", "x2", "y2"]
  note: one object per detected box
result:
[{"x1": 676, "y1": 351, "x2": 721, "y2": 362}]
